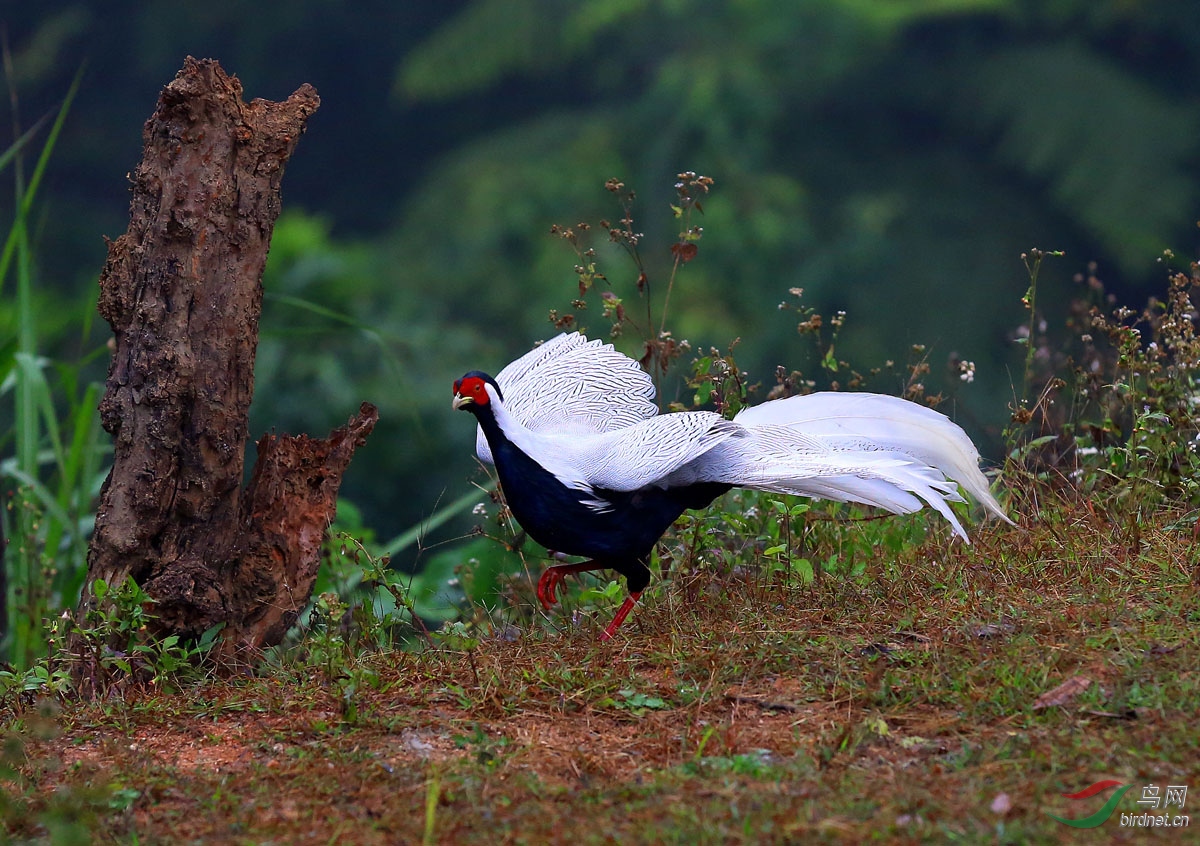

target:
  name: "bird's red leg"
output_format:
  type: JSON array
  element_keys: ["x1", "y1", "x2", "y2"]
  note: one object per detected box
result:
[
  {"x1": 599, "y1": 592, "x2": 641, "y2": 641},
  {"x1": 536, "y1": 560, "x2": 607, "y2": 611}
]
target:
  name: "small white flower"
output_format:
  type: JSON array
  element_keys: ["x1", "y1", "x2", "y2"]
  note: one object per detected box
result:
[
  {"x1": 472, "y1": 502, "x2": 488, "y2": 515},
  {"x1": 958, "y1": 360, "x2": 976, "y2": 383}
]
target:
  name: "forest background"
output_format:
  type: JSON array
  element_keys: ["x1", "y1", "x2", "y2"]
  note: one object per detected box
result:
[{"x1": 4, "y1": 0, "x2": 1199, "y2": 621}]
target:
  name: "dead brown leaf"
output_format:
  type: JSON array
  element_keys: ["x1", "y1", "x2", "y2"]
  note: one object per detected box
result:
[{"x1": 1033, "y1": 675, "x2": 1092, "y2": 710}]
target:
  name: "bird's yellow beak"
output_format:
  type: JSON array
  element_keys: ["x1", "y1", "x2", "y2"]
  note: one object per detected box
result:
[{"x1": 452, "y1": 393, "x2": 473, "y2": 410}]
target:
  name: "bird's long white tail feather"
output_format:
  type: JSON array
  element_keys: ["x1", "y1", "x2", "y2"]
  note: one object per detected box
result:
[{"x1": 672, "y1": 392, "x2": 1010, "y2": 540}]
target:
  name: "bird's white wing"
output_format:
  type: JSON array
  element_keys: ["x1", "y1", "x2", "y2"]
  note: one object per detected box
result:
[
  {"x1": 580, "y1": 412, "x2": 742, "y2": 493},
  {"x1": 491, "y1": 332, "x2": 588, "y2": 391},
  {"x1": 477, "y1": 333, "x2": 658, "y2": 462},
  {"x1": 489, "y1": 398, "x2": 739, "y2": 501}
]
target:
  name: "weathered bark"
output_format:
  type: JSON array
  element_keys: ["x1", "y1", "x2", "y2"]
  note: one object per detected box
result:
[{"x1": 76, "y1": 57, "x2": 376, "y2": 670}]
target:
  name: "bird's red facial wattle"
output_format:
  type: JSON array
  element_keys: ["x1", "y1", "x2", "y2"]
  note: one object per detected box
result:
[{"x1": 452, "y1": 375, "x2": 491, "y2": 410}]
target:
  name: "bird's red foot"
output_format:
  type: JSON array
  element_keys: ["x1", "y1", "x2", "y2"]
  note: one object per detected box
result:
[
  {"x1": 536, "y1": 560, "x2": 604, "y2": 611},
  {"x1": 536, "y1": 568, "x2": 567, "y2": 611}
]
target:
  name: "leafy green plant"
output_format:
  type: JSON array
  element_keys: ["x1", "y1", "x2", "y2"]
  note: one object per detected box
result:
[
  {"x1": 70, "y1": 577, "x2": 221, "y2": 695},
  {"x1": 0, "y1": 625, "x2": 72, "y2": 708},
  {"x1": 306, "y1": 486, "x2": 516, "y2": 644},
  {"x1": 1006, "y1": 247, "x2": 1200, "y2": 525},
  {"x1": 610, "y1": 687, "x2": 670, "y2": 716},
  {"x1": 575, "y1": 579, "x2": 625, "y2": 618},
  {"x1": 303, "y1": 588, "x2": 388, "y2": 724},
  {"x1": 759, "y1": 498, "x2": 817, "y2": 586},
  {"x1": 0, "y1": 660, "x2": 72, "y2": 701}
]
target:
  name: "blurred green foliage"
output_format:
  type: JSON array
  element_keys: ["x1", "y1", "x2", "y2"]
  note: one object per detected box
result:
[{"x1": 4, "y1": 0, "x2": 1199, "y2": 557}]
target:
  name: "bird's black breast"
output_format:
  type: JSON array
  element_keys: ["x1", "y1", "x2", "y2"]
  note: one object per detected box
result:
[{"x1": 485, "y1": 429, "x2": 729, "y2": 565}]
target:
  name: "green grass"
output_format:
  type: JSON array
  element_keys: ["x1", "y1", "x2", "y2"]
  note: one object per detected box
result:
[{"x1": 1, "y1": 67, "x2": 109, "y2": 672}]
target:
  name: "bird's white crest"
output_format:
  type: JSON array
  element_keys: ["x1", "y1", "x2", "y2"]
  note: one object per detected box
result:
[{"x1": 473, "y1": 332, "x2": 1011, "y2": 537}]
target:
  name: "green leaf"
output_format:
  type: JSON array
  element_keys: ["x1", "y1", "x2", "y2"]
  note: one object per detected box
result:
[
  {"x1": 791, "y1": 557, "x2": 815, "y2": 584},
  {"x1": 197, "y1": 623, "x2": 226, "y2": 654}
]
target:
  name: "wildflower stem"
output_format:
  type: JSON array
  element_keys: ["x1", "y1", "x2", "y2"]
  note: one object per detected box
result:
[{"x1": 1019, "y1": 249, "x2": 1063, "y2": 406}]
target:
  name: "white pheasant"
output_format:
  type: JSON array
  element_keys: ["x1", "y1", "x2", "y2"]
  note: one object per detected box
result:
[{"x1": 453, "y1": 333, "x2": 1009, "y2": 638}]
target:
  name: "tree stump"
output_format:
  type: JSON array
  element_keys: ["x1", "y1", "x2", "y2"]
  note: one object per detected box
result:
[{"x1": 75, "y1": 57, "x2": 377, "y2": 674}]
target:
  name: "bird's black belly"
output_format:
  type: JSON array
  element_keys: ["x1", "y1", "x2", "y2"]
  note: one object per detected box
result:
[{"x1": 489, "y1": 436, "x2": 729, "y2": 564}]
